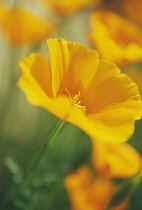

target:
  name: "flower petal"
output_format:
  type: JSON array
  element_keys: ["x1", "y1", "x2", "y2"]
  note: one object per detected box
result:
[
  {"x1": 61, "y1": 107, "x2": 135, "y2": 144},
  {"x1": 18, "y1": 52, "x2": 93, "y2": 123},
  {"x1": 83, "y1": 59, "x2": 142, "y2": 119},
  {"x1": 84, "y1": 108, "x2": 134, "y2": 144},
  {"x1": 19, "y1": 53, "x2": 53, "y2": 97},
  {"x1": 18, "y1": 54, "x2": 88, "y2": 121},
  {"x1": 18, "y1": 73, "x2": 74, "y2": 119},
  {"x1": 92, "y1": 141, "x2": 142, "y2": 178},
  {"x1": 47, "y1": 38, "x2": 99, "y2": 96}
]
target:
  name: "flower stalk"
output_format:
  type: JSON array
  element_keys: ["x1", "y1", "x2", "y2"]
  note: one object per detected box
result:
[{"x1": 25, "y1": 119, "x2": 65, "y2": 177}]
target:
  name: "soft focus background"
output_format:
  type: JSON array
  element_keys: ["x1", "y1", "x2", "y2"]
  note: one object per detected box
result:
[{"x1": 0, "y1": 0, "x2": 142, "y2": 209}]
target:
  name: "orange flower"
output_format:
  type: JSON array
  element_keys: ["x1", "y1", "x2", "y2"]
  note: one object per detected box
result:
[
  {"x1": 40, "y1": 0, "x2": 96, "y2": 16},
  {"x1": 88, "y1": 10, "x2": 142, "y2": 67},
  {"x1": 0, "y1": 4, "x2": 55, "y2": 47},
  {"x1": 64, "y1": 166, "x2": 128, "y2": 210},
  {"x1": 18, "y1": 38, "x2": 142, "y2": 143},
  {"x1": 92, "y1": 140, "x2": 142, "y2": 178}
]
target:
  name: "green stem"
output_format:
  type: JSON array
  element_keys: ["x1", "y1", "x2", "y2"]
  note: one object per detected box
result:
[{"x1": 25, "y1": 119, "x2": 65, "y2": 178}]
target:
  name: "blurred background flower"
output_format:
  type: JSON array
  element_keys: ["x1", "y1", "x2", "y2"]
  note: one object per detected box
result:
[
  {"x1": 39, "y1": 0, "x2": 96, "y2": 16},
  {"x1": 0, "y1": 2, "x2": 55, "y2": 47},
  {"x1": 88, "y1": 10, "x2": 142, "y2": 67},
  {"x1": 64, "y1": 166, "x2": 129, "y2": 210},
  {"x1": 92, "y1": 140, "x2": 141, "y2": 178}
]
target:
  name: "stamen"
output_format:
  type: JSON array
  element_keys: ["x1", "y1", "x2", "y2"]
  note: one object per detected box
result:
[{"x1": 65, "y1": 89, "x2": 86, "y2": 113}]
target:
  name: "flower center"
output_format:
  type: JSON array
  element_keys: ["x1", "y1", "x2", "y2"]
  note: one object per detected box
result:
[{"x1": 65, "y1": 89, "x2": 86, "y2": 113}]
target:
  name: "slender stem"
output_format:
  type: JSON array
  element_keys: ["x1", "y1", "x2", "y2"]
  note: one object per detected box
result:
[{"x1": 25, "y1": 119, "x2": 65, "y2": 178}]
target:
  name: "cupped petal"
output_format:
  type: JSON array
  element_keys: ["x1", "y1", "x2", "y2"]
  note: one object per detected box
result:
[
  {"x1": 18, "y1": 54, "x2": 88, "y2": 121},
  {"x1": 92, "y1": 140, "x2": 142, "y2": 178},
  {"x1": 63, "y1": 107, "x2": 135, "y2": 144},
  {"x1": 19, "y1": 53, "x2": 53, "y2": 97},
  {"x1": 47, "y1": 38, "x2": 99, "y2": 96},
  {"x1": 88, "y1": 108, "x2": 135, "y2": 144},
  {"x1": 18, "y1": 73, "x2": 86, "y2": 121},
  {"x1": 83, "y1": 59, "x2": 142, "y2": 119},
  {"x1": 18, "y1": 52, "x2": 96, "y2": 124},
  {"x1": 18, "y1": 63, "x2": 99, "y2": 137}
]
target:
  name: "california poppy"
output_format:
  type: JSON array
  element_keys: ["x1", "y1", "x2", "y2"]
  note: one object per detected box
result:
[{"x1": 18, "y1": 38, "x2": 142, "y2": 143}]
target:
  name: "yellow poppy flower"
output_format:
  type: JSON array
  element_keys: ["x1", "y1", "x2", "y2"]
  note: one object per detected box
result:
[
  {"x1": 18, "y1": 38, "x2": 142, "y2": 143},
  {"x1": 88, "y1": 10, "x2": 142, "y2": 67},
  {"x1": 92, "y1": 140, "x2": 142, "y2": 178},
  {"x1": 40, "y1": 0, "x2": 96, "y2": 16},
  {"x1": 64, "y1": 166, "x2": 128, "y2": 210},
  {"x1": 0, "y1": 4, "x2": 54, "y2": 47}
]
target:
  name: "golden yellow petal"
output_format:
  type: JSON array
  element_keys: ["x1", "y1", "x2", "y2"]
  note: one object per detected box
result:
[
  {"x1": 18, "y1": 50, "x2": 93, "y2": 123},
  {"x1": 62, "y1": 108, "x2": 135, "y2": 144},
  {"x1": 18, "y1": 68, "x2": 87, "y2": 122},
  {"x1": 19, "y1": 53, "x2": 53, "y2": 97},
  {"x1": 89, "y1": 108, "x2": 135, "y2": 144},
  {"x1": 18, "y1": 75, "x2": 51, "y2": 108},
  {"x1": 92, "y1": 141, "x2": 141, "y2": 178},
  {"x1": 47, "y1": 38, "x2": 99, "y2": 96},
  {"x1": 83, "y1": 59, "x2": 142, "y2": 119}
]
